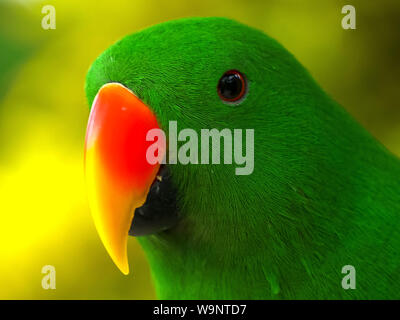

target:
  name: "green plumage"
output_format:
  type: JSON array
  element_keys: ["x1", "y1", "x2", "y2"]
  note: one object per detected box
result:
[{"x1": 85, "y1": 17, "x2": 400, "y2": 299}]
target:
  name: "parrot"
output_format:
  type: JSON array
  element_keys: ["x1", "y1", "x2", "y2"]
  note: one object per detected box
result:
[{"x1": 83, "y1": 17, "x2": 400, "y2": 299}]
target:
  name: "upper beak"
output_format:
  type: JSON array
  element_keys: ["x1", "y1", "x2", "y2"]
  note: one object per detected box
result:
[{"x1": 84, "y1": 83, "x2": 164, "y2": 275}]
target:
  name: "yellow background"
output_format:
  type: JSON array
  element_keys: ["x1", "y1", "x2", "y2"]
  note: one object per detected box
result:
[{"x1": 0, "y1": 0, "x2": 399, "y2": 299}]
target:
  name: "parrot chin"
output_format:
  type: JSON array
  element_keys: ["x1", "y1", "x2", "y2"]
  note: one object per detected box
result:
[{"x1": 129, "y1": 164, "x2": 180, "y2": 237}]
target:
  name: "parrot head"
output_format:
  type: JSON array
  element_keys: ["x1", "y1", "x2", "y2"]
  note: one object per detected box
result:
[{"x1": 84, "y1": 17, "x2": 325, "y2": 277}]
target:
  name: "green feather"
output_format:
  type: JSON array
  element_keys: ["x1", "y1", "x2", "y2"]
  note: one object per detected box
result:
[{"x1": 85, "y1": 17, "x2": 400, "y2": 299}]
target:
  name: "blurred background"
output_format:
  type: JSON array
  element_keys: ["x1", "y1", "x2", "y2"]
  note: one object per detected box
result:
[{"x1": 0, "y1": 0, "x2": 399, "y2": 299}]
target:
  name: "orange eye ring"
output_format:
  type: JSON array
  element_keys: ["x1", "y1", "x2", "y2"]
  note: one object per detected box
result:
[{"x1": 217, "y1": 70, "x2": 247, "y2": 103}]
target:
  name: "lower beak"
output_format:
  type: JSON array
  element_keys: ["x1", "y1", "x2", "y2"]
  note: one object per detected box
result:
[{"x1": 84, "y1": 83, "x2": 164, "y2": 275}]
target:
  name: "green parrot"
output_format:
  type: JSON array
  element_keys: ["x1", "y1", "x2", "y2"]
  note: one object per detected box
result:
[{"x1": 83, "y1": 17, "x2": 400, "y2": 299}]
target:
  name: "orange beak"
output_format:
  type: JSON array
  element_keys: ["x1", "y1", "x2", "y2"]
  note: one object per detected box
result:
[{"x1": 84, "y1": 83, "x2": 164, "y2": 275}]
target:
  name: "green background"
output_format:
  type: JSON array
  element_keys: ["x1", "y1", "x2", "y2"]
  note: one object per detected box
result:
[{"x1": 0, "y1": 0, "x2": 399, "y2": 299}]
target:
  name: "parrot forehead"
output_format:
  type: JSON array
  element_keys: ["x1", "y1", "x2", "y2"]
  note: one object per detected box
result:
[
  {"x1": 86, "y1": 17, "x2": 275, "y2": 104},
  {"x1": 124, "y1": 17, "x2": 255, "y2": 47},
  {"x1": 103, "y1": 17, "x2": 273, "y2": 68},
  {"x1": 85, "y1": 16, "x2": 309, "y2": 131}
]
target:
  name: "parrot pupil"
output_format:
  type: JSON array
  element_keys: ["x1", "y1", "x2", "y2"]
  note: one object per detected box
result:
[{"x1": 218, "y1": 70, "x2": 246, "y2": 103}]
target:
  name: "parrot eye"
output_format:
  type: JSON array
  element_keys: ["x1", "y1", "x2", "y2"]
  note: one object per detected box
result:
[{"x1": 217, "y1": 70, "x2": 247, "y2": 103}]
